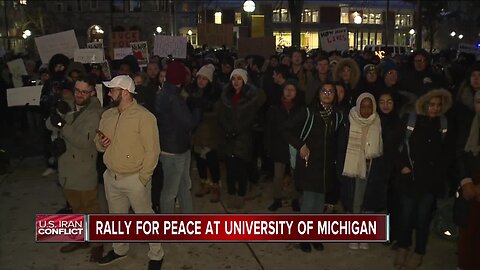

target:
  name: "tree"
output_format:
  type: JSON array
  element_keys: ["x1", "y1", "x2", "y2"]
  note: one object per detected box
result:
[
  {"x1": 288, "y1": 0, "x2": 303, "y2": 47},
  {"x1": 406, "y1": 0, "x2": 446, "y2": 51}
]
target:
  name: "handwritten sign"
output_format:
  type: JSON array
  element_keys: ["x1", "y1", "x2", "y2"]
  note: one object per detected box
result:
[
  {"x1": 154, "y1": 36, "x2": 187, "y2": 59},
  {"x1": 7, "y1": 85, "x2": 43, "y2": 107},
  {"x1": 113, "y1": 47, "x2": 132, "y2": 60},
  {"x1": 35, "y1": 30, "x2": 79, "y2": 63},
  {"x1": 101, "y1": 61, "x2": 112, "y2": 80},
  {"x1": 87, "y1": 42, "x2": 103, "y2": 49},
  {"x1": 320, "y1": 28, "x2": 348, "y2": 52},
  {"x1": 110, "y1": 31, "x2": 139, "y2": 49},
  {"x1": 7, "y1": 59, "x2": 28, "y2": 88},
  {"x1": 74, "y1": 49, "x2": 105, "y2": 63},
  {"x1": 130, "y1": 41, "x2": 149, "y2": 67},
  {"x1": 95, "y1": 84, "x2": 104, "y2": 107}
]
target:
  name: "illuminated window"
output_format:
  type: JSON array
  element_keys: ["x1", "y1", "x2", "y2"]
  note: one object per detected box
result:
[
  {"x1": 340, "y1": 8, "x2": 349, "y2": 23},
  {"x1": 214, "y1": 11, "x2": 222, "y2": 24},
  {"x1": 235, "y1": 12, "x2": 242, "y2": 24},
  {"x1": 19, "y1": 0, "x2": 27, "y2": 4},
  {"x1": 395, "y1": 14, "x2": 413, "y2": 27},
  {"x1": 273, "y1": 9, "x2": 290, "y2": 22},
  {"x1": 274, "y1": 31, "x2": 292, "y2": 48},
  {"x1": 302, "y1": 9, "x2": 319, "y2": 23},
  {"x1": 274, "y1": 31, "x2": 318, "y2": 49}
]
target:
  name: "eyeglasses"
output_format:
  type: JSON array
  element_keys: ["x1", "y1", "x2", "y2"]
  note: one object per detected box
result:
[
  {"x1": 74, "y1": 88, "x2": 92, "y2": 95},
  {"x1": 321, "y1": 89, "x2": 336, "y2": 95}
]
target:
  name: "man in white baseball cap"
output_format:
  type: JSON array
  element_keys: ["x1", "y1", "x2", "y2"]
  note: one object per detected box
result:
[{"x1": 96, "y1": 75, "x2": 163, "y2": 269}]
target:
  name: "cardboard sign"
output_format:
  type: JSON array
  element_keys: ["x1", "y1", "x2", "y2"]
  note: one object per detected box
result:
[
  {"x1": 95, "y1": 84, "x2": 104, "y2": 107},
  {"x1": 320, "y1": 27, "x2": 348, "y2": 52},
  {"x1": 113, "y1": 47, "x2": 132, "y2": 60},
  {"x1": 238, "y1": 36, "x2": 275, "y2": 58},
  {"x1": 154, "y1": 36, "x2": 187, "y2": 59},
  {"x1": 101, "y1": 61, "x2": 112, "y2": 80},
  {"x1": 7, "y1": 59, "x2": 28, "y2": 88},
  {"x1": 74, "y1": 49, "x2": 105, "y2": 63},
  {"x1": 7, "y1": 85, "x2": 43, "y2": 107},
  {"x1": 87, "y1": 42, "x2": 103, "y2": 49},
  {"x1": 130, "y1": 41, "x2": 149, "y2": 67},
  {"x1": 35, "y1": 30, "x2": 79, "y2": 63},
  {"x1": 110, "y1": 31, "x2": 139, "y2": 49}
]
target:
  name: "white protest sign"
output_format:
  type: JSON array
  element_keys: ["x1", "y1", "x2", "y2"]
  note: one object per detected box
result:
[
  {"x1": 320, "y1": 27, "x2": 348, "y2": 52},
  {"x1": 87, "y1": 41, "x2": 103, "y2": 49},
  {"x1": 95, "y1": 84, "x2": 104, "y2": 107},
  {"x1": 458, "y1": 43, "x2": 480, "y2": 60},
  {"x1": 130, "y1": 41, "x2": 149, "y2": 67},
  {"x1": 74, "y1": 49, "x2": 105, "y2": 63},
  {"x1": 7, "y1": 85, "x2": 43, "y2": 107},
  {"x1": 101, "y1": 60, "x2": 112, "y2": 80},
  {"x1": 35, "y1": 30, "x2": 79, "y2": 63},
  {"x1": 7, "y1": 59, "x2": 28, "y2": 88},
  {"x1": 154, "y1": 36, "x2": 187, "y2": 59},
  {"x1": 114, "y1": 47, "x2": 132, "y2": 60}
]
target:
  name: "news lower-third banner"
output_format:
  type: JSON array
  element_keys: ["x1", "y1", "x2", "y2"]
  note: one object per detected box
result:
[{"x1": 35, "y1": 214, "x2": 389, "y2": 243}]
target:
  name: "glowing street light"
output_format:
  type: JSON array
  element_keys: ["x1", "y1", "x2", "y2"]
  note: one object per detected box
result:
[
  {"x1": 409, "y1": 29, "x2": 415, "y2": 35},
  {"x1": 450, "y1": 31, "x2": 456, "y2": 37},
  {"x1": 156, "y1": 26, "x2": 162, "y2": 34},
  {"x1": 354, "y1": 15, "x2": 362, "y2": 24},
  {"x1": 187, "y1": 30, "x2": 193, "y2": 36},
  {"x1": 243, "y1": 0, "x2": 255, "y2": 13},
  {"x1": 458, "y1": 34, "x2": 464, "y2": 39}
]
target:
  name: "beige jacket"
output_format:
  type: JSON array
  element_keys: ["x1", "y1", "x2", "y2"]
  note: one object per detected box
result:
[{"x1": 95, "y1": 99, "x2": 160, "y2": 185}]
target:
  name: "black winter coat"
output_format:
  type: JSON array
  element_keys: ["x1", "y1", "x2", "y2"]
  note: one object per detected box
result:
[
  {"x1": 217, "y1": 83, "x2": 266, "y2": 161},
  {"x1": 284, "y1": 103, "x2": 343, "y2": 193}
]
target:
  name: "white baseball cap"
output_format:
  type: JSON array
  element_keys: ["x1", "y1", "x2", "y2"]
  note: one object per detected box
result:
[{"x1": 103, "y1": 75, "x2": 137, "y2": 94}]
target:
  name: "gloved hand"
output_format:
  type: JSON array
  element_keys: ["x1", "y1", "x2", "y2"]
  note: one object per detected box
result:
[
  {"x1": 50, "y1": 113, "x2": 66, "y2": 129},
  {"x1": 56, "y1": 101, "x2": 71, "y2": 114}
]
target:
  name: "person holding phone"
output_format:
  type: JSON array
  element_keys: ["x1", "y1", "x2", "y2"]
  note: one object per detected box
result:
[{"x1": 95, "y1": 75, "x2": 163, "y2": 270}]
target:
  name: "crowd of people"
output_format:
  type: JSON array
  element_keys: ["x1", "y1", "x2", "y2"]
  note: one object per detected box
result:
[{"x1": 0, "y1": 45, "x2": 480, "y2": 270}]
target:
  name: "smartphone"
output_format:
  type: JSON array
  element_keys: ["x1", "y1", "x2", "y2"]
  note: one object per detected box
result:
[{"x1": 96, "y1": 129, "x2": 106, "y2": 138}]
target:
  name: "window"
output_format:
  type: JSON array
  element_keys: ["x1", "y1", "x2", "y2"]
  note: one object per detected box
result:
[
  {"x1": 274, "y1": 31, "x2": 292, "y2": 47},
  {"x1": 214, "y1": 11, "x2": 222, "y2": 24},
  {"x1": 341, "y1": 8, "x2": 382, "y2": 24},
  {"x1": 340, "y1": 8, "x2": 350, "y2": 23},
  {"x1": 90, "y1": 0, "x2": 97, "y2": 9},
  {"x1": 112, "y1": 0, "x2": 124, "y2": 12},
  {"x1": 362, "y1": 11, "x2": 382, "y2": 24},
  {"x1": 274, "y1": 31, "x2": 319, "y2": 49},
  {"x1": 301, "y1": 9, "x2": 319, "y2": 23},
  {"x1": 272, "y1": 9, "x2": 290, "y2": 22},
  {"x1": 56, "y1": 2, "x2": 63, "y2": 12},
  {"x1": 19, "y1": 0, "x2": 27, "y2": 5},
  {"x1": 129, "y1": 0, "x2": 141, "y2": 12},
  {"x1": 395, "y1": 14, "x2": 413, "y2": 27},
  {"x1": 235, "y1": 12, "x2": 242, "y2": 25}
]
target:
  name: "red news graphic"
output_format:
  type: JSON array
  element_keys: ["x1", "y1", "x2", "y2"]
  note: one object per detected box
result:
[
  {"x1": 88, "y1": 214, "x2": 388, "y2": 242},
  {"x1": 36, "y1": 214, "x2": 85, "y2": 242}
]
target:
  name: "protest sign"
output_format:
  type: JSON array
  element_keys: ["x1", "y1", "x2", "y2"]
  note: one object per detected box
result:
[
  {"x1": 95, "y1": 84, "x2": 104, "y2": 107},
  {"x1": 113, "y1": 47, "x2": 132, "y2": 60},
  {"x1": 130, "y1": 41, "x2": 149, "y2": 67},
  {"x1": 154, "y1": 36, "x2": 187, "y2": 59},
  {"x1": 87, "y1": 41, "x2": 103, "y2": 49},
  {"x1": 35, "y1": 30, "x2": 79, "y2": 63},
  {"x1": 7, "y1": 59, "x2": 28, "y2": 88},
  {"x1": 101, "y1": 61, "x2": 111, "y2": 80},
  {"x1": 74, "y1": 49, "x2": 104, "y2": 64},
  {"x1": 7, "y1": 86, "x2": 43, "y2": 107},
  {"x1": 320, "y1": 28, "x2": 348, "y2": 52}
]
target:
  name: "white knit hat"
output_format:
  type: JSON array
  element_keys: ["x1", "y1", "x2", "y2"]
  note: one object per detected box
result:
[
  {"x1": 230, "y1": 68, "x2": 248, "y2": 84},
  {"x1": 196, "y1": 64, "x2": 215, "y2": 82}
]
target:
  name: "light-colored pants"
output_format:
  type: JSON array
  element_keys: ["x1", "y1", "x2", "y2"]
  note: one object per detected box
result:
[
  {"x1": 103, "y1": 170, "x2": 164, "y2": 260},
  {"x1": 353, "y1": 178, "x2": 368, "y2": 214},
  {"x1": 160, "y1": 150, "x2": 193, "y2": 213}
]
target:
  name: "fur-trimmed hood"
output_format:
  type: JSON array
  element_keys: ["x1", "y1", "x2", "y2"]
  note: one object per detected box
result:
[
  {"x1": 333, "y1": 58, "x2": 361, "y2": 89},
  {"x1": 415, "y1": 88, "x2": 452, "y2": 116}
]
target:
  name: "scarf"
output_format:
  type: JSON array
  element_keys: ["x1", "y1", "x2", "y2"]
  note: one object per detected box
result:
[
  {"x1": 319, "y1": 102, "x2": 333, "y2": 121},
  {"x1": 343, "y1": 93, "x2": 383, "y2": 179},
  {"x1": 464, "y1": 91, "x2": 480, "y2": 156}
]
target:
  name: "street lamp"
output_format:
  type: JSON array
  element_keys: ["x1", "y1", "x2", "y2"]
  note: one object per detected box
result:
[
  {"x1": 22, "y1": 29, "x2": 32, "y2": 39},
  {"x1": 354, "y1": 14, "x2": 362, "y2": 50},
  {"x1": 156, "y1": 26, "x2": 162, "y2": 34},
  {"x1": 450, "y1": 31, "x2": 456, "y2": 37},
  {"x1": 243, "y1": 0, "x2": 255, "y2": 13},
  {"x1": 458, "y1": 34, "x2": 464, "y2": 40},
  {"x1": 409, "y1": 29, "x2": 415, "y2": 35}
]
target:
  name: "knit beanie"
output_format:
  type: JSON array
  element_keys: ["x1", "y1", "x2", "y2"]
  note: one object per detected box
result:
[
  {"x1": 166, "y1": 60, "x2": 187, "y2": 85},
  {"x1": 196, "y1": 64, "x2": 215, "y2": 82},
  {"x1": 230, "y1": 68, "x2": 248, "y2": 84}
]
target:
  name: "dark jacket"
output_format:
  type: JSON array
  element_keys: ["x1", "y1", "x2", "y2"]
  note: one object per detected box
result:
[
  {"x1": 155, "y1": 82, "x2": 201, "y2": 154},
  {"x1": 217, "y1": 83, "x2": 266, "y2": 160},
  {"x1": 264, "y1": 95, "x2": 304, "y2": 164},
  {"x1": 190, "y1": 82, "x2": 221, "y2": 149},
  {"x1": 285, "y1": 103, "x2": 343, "y2": 193},
  {"x1": 136, "y1": 84, "x2": 157, "y2": 114}
]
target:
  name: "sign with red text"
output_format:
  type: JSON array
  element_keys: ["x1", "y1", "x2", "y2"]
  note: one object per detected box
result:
[
  {"x1": 88, "y1": 214, "x2": 388, "y2": 242},
  {"x1": 320, "y1": 27, "x2": 348, "y2": 52},
  {"x1": 130, "y1": 41, "x2": 149, "y2": 67},
  {"x1": 36, "y1": 214, "x2": 86, "y2": 242}
]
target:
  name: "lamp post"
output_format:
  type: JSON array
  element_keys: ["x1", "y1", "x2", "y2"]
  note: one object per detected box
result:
[
  {"x1": 243, "y1": 1, "x2": 255, "y2": 37},
  {"x1": 409, "y1": 28, "x2": 415, "y2": 47},
  {"x1": 354, "y1": 14, "x2": 362, "y2": 50}
]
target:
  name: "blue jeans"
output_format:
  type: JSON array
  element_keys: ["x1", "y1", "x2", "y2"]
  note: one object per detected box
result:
[
  {"x1": 397, "y1": 192, "x2": 435, "y2": 255},
  {"x1": 301, "y1": 191, "x2": 325, "y2": 214},
  {"x1": 160, "y1": 150, "x2": 193, "y2": 213}
]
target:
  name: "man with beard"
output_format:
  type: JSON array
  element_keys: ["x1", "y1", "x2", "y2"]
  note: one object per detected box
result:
[
  {"x1": 45, "y1": 75, "x2": 104, "y2": 259},
  {"x1": 95, "y1": 75, "x2": 163, "y2": 270}
]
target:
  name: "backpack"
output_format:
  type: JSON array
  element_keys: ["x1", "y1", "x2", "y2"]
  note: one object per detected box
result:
[
  {"x1": 289, "y1": 108, "x2": 343, "y2": 169},
  {"x1": 398, "y1": 112, "x2": 448, "y2": 170}
]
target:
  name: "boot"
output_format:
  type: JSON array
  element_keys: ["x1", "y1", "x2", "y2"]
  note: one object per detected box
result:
[
  {"x1": 195, "y1": 180, "x2": 210, "y2": 197},
  {"x1": 210, "y1": 183, "x2": 221, "y2": 203},
  {"x1": 268, "y1": 199, "x2": 282, "y2": 211},
  {"x1": 394, "y1": 248, "x2": 408, "y2": 269},
  {"x1": 403, "y1": 252, "x2": 423, "y2": 270}
]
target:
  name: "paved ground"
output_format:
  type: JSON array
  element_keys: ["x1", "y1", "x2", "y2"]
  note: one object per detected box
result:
[{"x1": 0, "y1": 156, "x2": 458, "y2": 270}]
